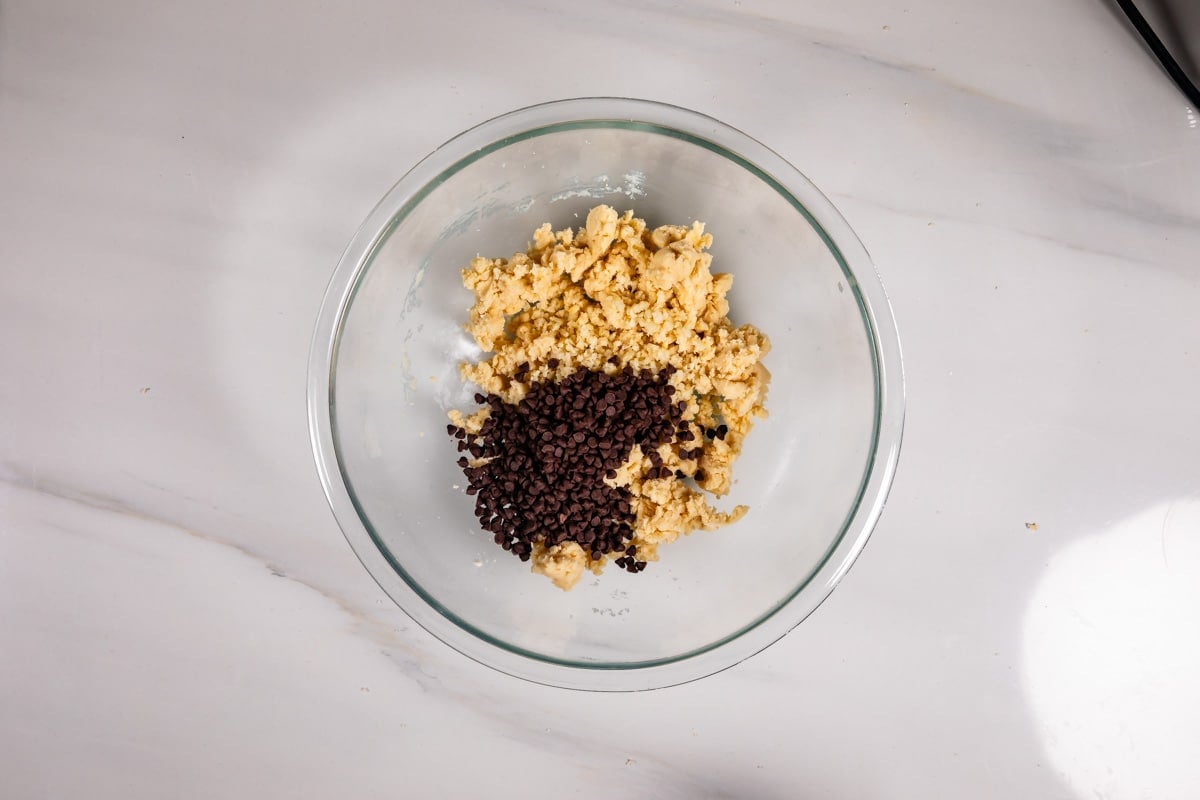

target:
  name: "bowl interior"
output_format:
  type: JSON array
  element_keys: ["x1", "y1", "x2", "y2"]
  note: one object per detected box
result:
[{"x1": 329, "y1": 122, "x2": 877, "y2": 668}]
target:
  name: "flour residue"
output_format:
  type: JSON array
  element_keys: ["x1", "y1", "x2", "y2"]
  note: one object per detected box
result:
[{"x1": 549, "y1": 171, "x2": 648, "y2": 203}]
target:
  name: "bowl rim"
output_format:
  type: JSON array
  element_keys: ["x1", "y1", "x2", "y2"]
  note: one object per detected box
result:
[{"x1": 308, "y1": 96, "x2": 906, "y2": 691}]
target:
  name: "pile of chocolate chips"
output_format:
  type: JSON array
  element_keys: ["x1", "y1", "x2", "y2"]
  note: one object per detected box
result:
[{"x1": 447, "y1": 362, "x2": 701, "y2": 574}]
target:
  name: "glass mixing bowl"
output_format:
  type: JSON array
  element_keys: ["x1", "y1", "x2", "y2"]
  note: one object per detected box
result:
[{"x1": 308, "y1": 98, "x2": 904, "y2": 690}]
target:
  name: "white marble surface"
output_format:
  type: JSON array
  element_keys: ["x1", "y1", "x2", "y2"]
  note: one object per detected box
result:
[{"x1": 2, "y1": 1, "x2": 1198, "y2": 797}]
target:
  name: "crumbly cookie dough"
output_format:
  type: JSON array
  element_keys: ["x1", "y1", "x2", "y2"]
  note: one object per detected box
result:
[{"x1": 453, "y1": 205, "x2": 770, "y2": 589}]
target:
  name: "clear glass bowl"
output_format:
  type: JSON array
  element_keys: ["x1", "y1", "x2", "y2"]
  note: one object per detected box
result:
[{"x1": 308, "y1": 98, "x2": 904, "y2": 690}]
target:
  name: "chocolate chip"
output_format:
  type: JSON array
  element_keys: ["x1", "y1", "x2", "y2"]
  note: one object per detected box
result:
[{"x1": 448, "y1": 366, "x2": 687, "y2": 574}]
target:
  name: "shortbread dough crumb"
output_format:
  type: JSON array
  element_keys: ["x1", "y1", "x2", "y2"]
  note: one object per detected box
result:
[{"x1": 456, "y1": 205, "x2": 770, "y2": 589}]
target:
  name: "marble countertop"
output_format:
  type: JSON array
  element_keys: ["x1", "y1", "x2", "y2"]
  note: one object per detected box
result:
[{"x1": 3, "y1": 1, "x2": 1197, "y2": 797}]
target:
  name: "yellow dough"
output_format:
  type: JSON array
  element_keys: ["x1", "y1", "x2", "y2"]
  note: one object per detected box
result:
[{"x1": 455, "y1": 205, "x2": 771, "y2": 589}]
